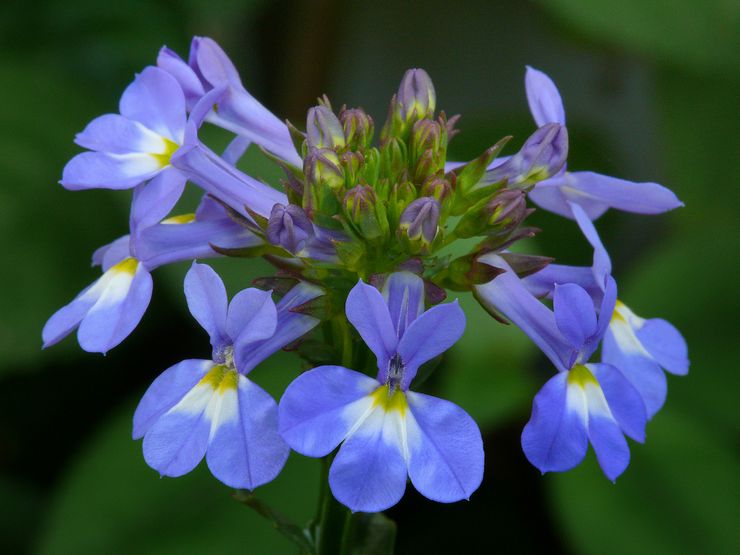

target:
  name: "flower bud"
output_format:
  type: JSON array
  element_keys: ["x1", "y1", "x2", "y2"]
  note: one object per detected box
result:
[
  {"x1": 266, "y1": 203, "x2": 314, "y2": 254},
  {"x1": 410, "y1": 119, "x2": 443, "y2": 162},
  {"x1": 304, "y1": 147, "x2": 345, "y2": 191},
  {"x1": 486, "y1": 189, "x2": 529, "y2": 232},
  {"x1": 379, "y1": 137, "x2": 408, "y2": 180},
  {"x1": 397, "y1": 68, "x2": 436, "y2": 122},
  {"x1": 420, "y1": 176, "x2": 452, "y2": 203},
  {"x1": 340, "y1": 150, "x2": 365, "y2": 184},
  {"x1": 306, "y1": 105, "x2": 346, "y2": 150},
  {"x1": 399, "y1": 197, "x2": 440, "y2": 252},
  {"x1": 482, "y1": 123, "x2": 568, "y2": 187},
  {"x1": 340, "y1": 107, "x2": 374, "y2": 150},
  {"x1": 414, "y1": 148, "x2": 442, "y2": 183},
  {"x1": 343, "y1": 185, "x2": 387, "y2": 240}
]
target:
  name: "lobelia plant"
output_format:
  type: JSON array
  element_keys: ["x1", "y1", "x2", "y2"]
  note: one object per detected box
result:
[{"x1": 43, "y1": 37, "x2": 689, "y2": 553}]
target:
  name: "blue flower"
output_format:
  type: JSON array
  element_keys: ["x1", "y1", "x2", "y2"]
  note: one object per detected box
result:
[
  {"x1": 42, "y1": 186, "x2": 259, "y2": 354},
  {"x1": 523, "y1": 66, "x2": 684, "y2": 219},
  {"x1": 278, "y1": 272, "x2": 483, "y2": 512},
  {"x1": 133, "y1": 262, "x2": 323, "y2": 489},
  {"x1": 475, "y1": 254, "x2": 646, "y2": 481}
]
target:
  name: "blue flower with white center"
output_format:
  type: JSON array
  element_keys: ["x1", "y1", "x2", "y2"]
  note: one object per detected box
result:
[
  {"x1": 278, "y1": 272, "x2": 484, "y2": 513},
  {"x1": 42, "y1": 185, "x2": 260, "y2": 354},
  {"x1": 133, "y1": 262, "x2": 323, "y2": 489},
  {"x1": 61, "y1": 66, "x2": 187, "y2": 193},
  {"x1": 475, "y1": 254, "x2": 646, "y2": 481},
  {"x1": 522, "y1": 66, "x2": 684, "y2": 220},
  {"x1": 521, "y1": 201, "x2": 690, "y2": 419}
]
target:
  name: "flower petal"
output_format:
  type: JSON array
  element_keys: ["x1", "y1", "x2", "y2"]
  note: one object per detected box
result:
[
  {"x1": 570, "y1": 201, "x2": 612, "y2": 286},
  {"x1": 396, "y1": 301, "x2": 466, "y2": 389},
  {"x1": 129, "y1": 168, "x2": 187, "y2": 234},
  {"x1": 329, "y1": 406, "x2": 408, "y2": 512},
  {"x1": 77, "y1": 260, "x2": 152, "y2": 353},
  {"x1": 475, "y1": 253, "x2": 573, "y2": 372},
  {"x1": 206, "y1": 375, "x2": 289, "y2": 489},
  {"x1": 587, "y1": 413, "x2": 630, "y2": 482},
  {"x1": 637, "y1": 318, "x2": 689, "y2": 376},
  {"x1": 61, "y1": 151, "x2": 163, "y2": 190},
  {"x1": 236, "y1": 282, "x2": 323, "y2": 374},
  {"x1": 521, "y1": 372, "x2": 589, "y2": 473},
  {"x1": 142, "y1": 376, "x2": 213, "y2": 477},
  {"x1": 184, "y1": 262, "x2": 229, "y2": 350},
  {"x1": 589, "y1": 363, "x2": 647, "y2": 442},
  {"x1": 602, "y1": 327, "x2": 667, "y2": 419},
  {"x1": 92, "y1": 235, "x2": 131, "y2": 271},
  {"x1": 529, "y1": 175, "x2": 609, "y2": 220},
  {"x1": 522, "y1": 263, "x2": 602, "y2": 302},
  {"x1": 567, "y1": 171, "x2": 683, "y2": 215},
  {"x1": 75, "y1": 114, "x2": 169, "y2": 154},
  {"x1": 405, "y1": 391, "x2": 483, "y2": 503},
  {"x1": 525, "y1": 66, "x2": 566, "y2": 126},
  {"x1": 382, "y1": 271, "x2": 425, "y2": 339},
  {"x1": 345, "y1": 280, "x2": 398, "y2": 374},
  {"x1": 119, "y1": 66, "x2": 186, "y2": 143},
  {"x1": 157, "y1": 46, "x2": 205, "y2": 108},
  {"x1": 133, "y1": 359, "x2": 213, "y2": 439},
  {"x1": 278, "y1": 365, "x2": 379, "y2": 457},
  {"x1": 553, "y1": 283, "x2": 597, "y2": 351},
  {"x1": 227, "y1": 288, "x2": 278, "y2": 347}
]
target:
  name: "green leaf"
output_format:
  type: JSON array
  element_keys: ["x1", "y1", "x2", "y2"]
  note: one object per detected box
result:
[
  {"x1": 548, "y1": 409, "x2": 740, "y2": 555},
  {"x1": 36, "y1": 351, "x2": 319, "y2": 555},
  {"x1": 537, "y1": 0, "x2": 740, "y2": 77}
]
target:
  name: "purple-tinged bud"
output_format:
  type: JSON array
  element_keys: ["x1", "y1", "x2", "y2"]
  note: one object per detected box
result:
[
  {"x1": 340, "y1": 107, "x2": 374, "y2": 150},
  {"x1": 482, "y1": 123, "x2": 568, "y2": 187},
  {"x1": 414, "y1": 148, "x2": 442, "y2": 183},
  {"x1": 343, "y1": 185, "x2": 387, "y2": 239},
  {"x1": 399, "y1": 197, "x2": 440, "y2": 252},
  {"x1": 453, "y1": 189, "x2": 529, "y2": 239},
  {"x1": 304, "y1": 147, "x2": 345, "y2": 190},
  {"x1": 411, "y1": 119, "x2": 443, "y2": 163},
  {"x1": 340, "y1": 150, "x2": 365, "y2": 184},
  {"x1": 306, "y1": 105, "x2": 346, "y2": 150},
  {"x1": 398, "y1": 68, "x2": 436, "y2": 122},
  {"x1": 266, "y1": 203, "x2": 314, "y2": 254},
  {"x1": 420, "y1": 176, "x2": 452, "y2": 202}
]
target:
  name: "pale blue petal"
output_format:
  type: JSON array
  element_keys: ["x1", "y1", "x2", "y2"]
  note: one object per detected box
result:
[
  {"x1": 521, "y1": 372, "x2": 589, "y2": 473},
  {"x1": 525, "y1": 66, "x2": 566, "y2": 126},
  {"x1": 637, "y1": 318, "x2": 689, "y2": 375},
  {"x1": 119, "y1": 66, "x2": 186, "y2": 143},
  {"x1": 61, "y1": 151, "x2": 162, "y2": 190},
  {"x1": 522, "y1": 263, "x2": 602, "y2": 303},
  {"x1": 77, "y1": 263, "x2": 152, "y2": 353},
  {"x1": 42, "y1": 283, "x2": 98, "y2": 349},
  {"x1": 589, "y1": 363, "x2": 647, "y2": 442},
  {"x1": 183, "y1": 262, "x2": 229, "y2": 350},
  {"x1": 157, "y1": 46, "x2": 205, "y2": 109},
  {"x1": 92, "y1": 235, "x2": 131, "y2": 271},
  {"x1": 382, "y1": 271, "x2": 425, "y2": 339},
  {"x1": 570, "y1": 201, "x2": 612, "y2": 285},
  {"x1": 568, "y1": 171, "x2": 683, "y2": 215},
  {"x1": 129, "y1": 169, "x2": 187, "y2": 234},
  {"x1": 395, "y1": 301, "x2": 466, "y2": 389},
  {"x1": 475, "y1": 254, "x2": 574, "y2": 372},
  {"x1": 529, "y1": 176, "x2": 609, "y2": 220},
  {"x1": 75, "y1": 113, "x2": 168, "y2": 154},
  {"x1": 406, "y1": 391, "x2": 484, "y2": 502},
  {"x1": 329, "y1": 408, "x2": 408, "y2": 512},
  {"x1": 345, "y1": 280, "x2": 398, "y2": 374},
  {"x1": 553, "y1": 283, "x2": 597, "y2": 351},
  {"x1": 227, "y1": 288, "x2": 278, "y2": 347},
  {"x1": 602, "y1": 329, "x2": 667, "y2": 419},
  {"x1": 206, "y1": 376, "x2": 289, "y2": 489},
  {"x1": 236, "y1": 282, "x2": 323, "y2": 374},
  {"x1": 278, "y1": 365, "x2": 379, "y2": 457},
  {"x1": 587, "y1": 415, "x2": 630, "y2": 482},
  {"x1": 133, "y1": 359, "x2": 213, "y2": 439}
]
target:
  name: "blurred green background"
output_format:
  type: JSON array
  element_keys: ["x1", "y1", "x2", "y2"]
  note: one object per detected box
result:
[{"x1": 1, "y1": 0, "x2": 738, "y2": 553}]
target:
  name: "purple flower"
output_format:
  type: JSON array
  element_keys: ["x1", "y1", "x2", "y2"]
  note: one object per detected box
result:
[
  {"x1": 279, "y1": 272, "x2": 483, "y2": 512},
  {"x1": 133, "y1": 263, "x2": 323, "y2": 489},
  {"x1": 524, "y1": 66, "x2": 683, "y2": 220},
  {"x1": 157, "y1": 37, "x2": 301, "y2": 166},
  {"x1": 475, "y1": 254, "x2": 646, "y2": 481},
  {"x1": 61, "y1": 67, "x2": 187, "y2": 193},
  {"x1": 267, "y1": 203, "x2": 315, "y2": 254}
]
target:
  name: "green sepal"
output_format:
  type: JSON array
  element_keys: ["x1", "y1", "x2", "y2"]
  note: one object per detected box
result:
[
  {"x1": 286, "y1": 119, "x2": 308, "y2": 159},
  {"x1": 431, "y1": 251, "x2": 505, "y2": 291},
  {"x1": 451, "y1": 136, "x2": 511, "y2": 195}
]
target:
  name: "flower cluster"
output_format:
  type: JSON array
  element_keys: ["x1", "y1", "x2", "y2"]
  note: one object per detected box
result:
[{"x1": 44, "y1": 37, "x2": 688, "y2": 513}]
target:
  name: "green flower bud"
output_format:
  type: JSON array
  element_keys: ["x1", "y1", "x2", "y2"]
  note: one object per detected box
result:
[
  {"x1": 306, "y1": 105, "x2": 346, "y2": 150},
  {"x1": 410, "y1": 119, "x2": 443, "y2": 162},
  {"x1": 304, "y1": 147, "x2": 345, "y2": 191},
  {"x1": 343, "y1": 185, "x2": 388, "y2": 240},
  {"x1": 340, "y1": 107, "x2": 374, "y2": 150},
  {"x1": 420, "y1": 176, "x2": 452, "y2": 203},
  {"x1": 379, "y1": 137, "x2": 408, "y2": 181}
]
